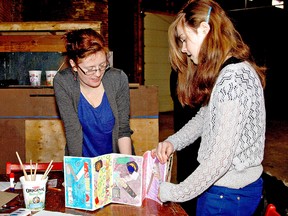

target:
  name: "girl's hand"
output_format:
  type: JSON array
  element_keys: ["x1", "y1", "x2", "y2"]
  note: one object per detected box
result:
[{"x1": 151, "y1": 141, "x2": 174, "y2": 164}]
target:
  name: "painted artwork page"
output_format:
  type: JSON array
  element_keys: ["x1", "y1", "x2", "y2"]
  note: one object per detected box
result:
[
  {"x1": 142, "y1": 150, "x2": 173, "y2": 205},
  {"x1": 110, "y1": 154, "x2": 144, "y2": 206},
  {"x1": 64, "y1": 156, "x2": 95, "y2": 210},
  {"x1": 91, "y1": 154, "x2": 114, "y2": 210}
]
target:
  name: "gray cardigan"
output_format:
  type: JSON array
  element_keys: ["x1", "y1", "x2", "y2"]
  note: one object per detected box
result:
[{"x1": 53, "y1": 67, "x2": 132, "y2": 156}]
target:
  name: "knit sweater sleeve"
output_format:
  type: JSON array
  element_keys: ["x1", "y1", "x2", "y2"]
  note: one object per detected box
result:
[
  {"x1": 166, "y1": 106, "x2": 205, "y2": 151},
  {"x1": 160, "y1": 62, "x2": 264, "y2": 202}
]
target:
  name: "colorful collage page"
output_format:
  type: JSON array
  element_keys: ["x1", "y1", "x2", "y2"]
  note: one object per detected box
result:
[{"x1": 63, "y1": 151, "x2": 172, "y2": 211}]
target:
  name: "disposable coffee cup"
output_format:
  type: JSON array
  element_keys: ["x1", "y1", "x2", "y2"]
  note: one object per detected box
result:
[
  {"x1": 45, "y1": 70, "x2": 57, "y2": 86},
  {"x1": 29, "y1": 70, "x2": 42, "y2": 86},
  {"x1": 20, "y1": 174, "x2": 48, "y2": 212}
]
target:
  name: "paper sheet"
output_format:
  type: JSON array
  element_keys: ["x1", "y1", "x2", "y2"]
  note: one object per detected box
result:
[
  {"x1": 33, "y1": 210, "x2": 81, "y2": 216},
  {"x1": 0, "y1": 191, "x2": 18, "y2": 207},
  {"x1": 15, "y1": 182, "x2": 22, "y2": 190},
  {"x1": 0, "y1": 181, "x2": 22, "y2": 191},
  {"x1": 0, "y1": 182, "x2": 10, "y2": 191}
]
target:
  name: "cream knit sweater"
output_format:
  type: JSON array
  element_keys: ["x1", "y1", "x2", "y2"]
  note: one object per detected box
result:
[{"x1": 160, "y1": 61, "x2": 266, "y2": 202}]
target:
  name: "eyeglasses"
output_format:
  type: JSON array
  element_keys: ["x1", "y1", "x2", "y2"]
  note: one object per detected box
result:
[{"x1": 77, "y1": 62, "x2": 110, "y2": 76}]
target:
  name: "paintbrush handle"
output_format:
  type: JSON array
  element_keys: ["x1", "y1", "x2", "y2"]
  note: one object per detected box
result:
[{"x1": 15, "y1": 151, "x2": 29, "y2": 181}]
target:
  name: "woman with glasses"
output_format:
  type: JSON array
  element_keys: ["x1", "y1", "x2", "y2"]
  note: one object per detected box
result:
[
  {"x1": 152, "y1": 0, "x2": 266, "y2": 215},
  {"x1": 54, "y1": 28, "x2": 134, "y2": 157}
]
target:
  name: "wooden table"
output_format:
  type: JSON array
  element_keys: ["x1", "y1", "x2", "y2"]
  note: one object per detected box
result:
[{"x1": 0, "y1": 172, "x2": 188, "y2": 215}]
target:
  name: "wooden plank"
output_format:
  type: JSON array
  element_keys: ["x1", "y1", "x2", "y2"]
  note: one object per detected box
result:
[
  {"x1": 130, "y1": 85, "x2": 158, "y2": 117},
  {"x1": 0, "y1": 86, "x2": 159, "y2": 117},
  {"x1": 23, "y1": 119, "x2": 159, "y2": 159},
  {"x1": 0, "y1": 88, "x2": 59, "y2": 117},
  {"x1": 0, "y1": 21, "x2": 101, "y2": 32},
  {"x1": 0, "y1": 21, "x2": 101, "y2": 52},
  {"x1": 0, "y1": 119, "x2": 25, "y2": 174},
  {"x1": 0, "y1": 35, "x2": 65, "y2": 52},
  {"x1": 24, "y1": 119, "x2": 158, "y2": 162},
  {"x1": 130, "y1": 118, "x2": 159, "y2": 156},
  {"x1": 25, "y1": 120, "x2": 66, "y2": 163}
]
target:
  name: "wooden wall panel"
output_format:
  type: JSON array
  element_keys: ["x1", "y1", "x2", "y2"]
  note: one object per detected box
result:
[
  {"x1": 0, "y1": 119, "x2": 25, "y2": 173},
  {"x1": 0, "y1": 88, "x2": 59, "y2": 117},
  {"x1": 130, "y1": 85, "x2": 158, "y2": 117},
  {"x1": 25, "y1": 120, "x2": 66, "y2": 163},
  {"x1": 130, "y1": 119, "x2": 158, "y2": 156},
  {"x1": 144, "y1": 13, "x2": 174, "y2": 112},
  {"x1": 0, "y1": 35, "x2": 65, "y2": 52}
]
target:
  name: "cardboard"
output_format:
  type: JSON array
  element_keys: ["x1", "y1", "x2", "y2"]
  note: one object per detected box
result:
[
  {"x1": 0, "y1": 191, "x2": 18, "y2": 207},
  {"x1": 130, "y1": 85, "x2": 158, "y2": 117}
]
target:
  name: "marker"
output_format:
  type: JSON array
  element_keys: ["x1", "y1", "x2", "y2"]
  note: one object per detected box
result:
[{"x1": 9, "y1": 173, "x2": 15, "y2": 192}]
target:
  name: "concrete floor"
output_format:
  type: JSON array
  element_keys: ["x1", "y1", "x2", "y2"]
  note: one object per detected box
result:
[
  {"x1": 159, "y1": 111, "x2": 288, "y2": 215},
  {"x1": 263, "y1": 119, "x2": 288, "y2": 185}
]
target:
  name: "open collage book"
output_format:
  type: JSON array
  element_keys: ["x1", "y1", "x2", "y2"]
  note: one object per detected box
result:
[{"x1": 63, "y1": 150, "x2": 173, "y2": 211}]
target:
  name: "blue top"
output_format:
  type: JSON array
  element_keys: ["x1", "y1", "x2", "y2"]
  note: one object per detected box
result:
[{"x1": 78, "y1": 92, "x2": 114, "y2": 157}]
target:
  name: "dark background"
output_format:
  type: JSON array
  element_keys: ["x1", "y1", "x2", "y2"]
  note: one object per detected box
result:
[{"x1": 0, "y1": 0, "x2": 287, "y2": 121}]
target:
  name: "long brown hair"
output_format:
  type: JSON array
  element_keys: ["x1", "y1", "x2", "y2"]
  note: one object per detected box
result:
[{"x1": 168, "y1": 0, "x2": 266, "y2": 108}]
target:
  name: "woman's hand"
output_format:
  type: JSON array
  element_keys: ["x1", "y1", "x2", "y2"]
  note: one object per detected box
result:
[{"x1": 151, "y1": 141, "x2": 174, "y2": 164}]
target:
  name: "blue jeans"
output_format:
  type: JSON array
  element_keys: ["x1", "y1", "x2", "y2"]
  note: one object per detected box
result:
[{"x1": 196, "y1": 177, "x2": 263, "y2": 216}]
